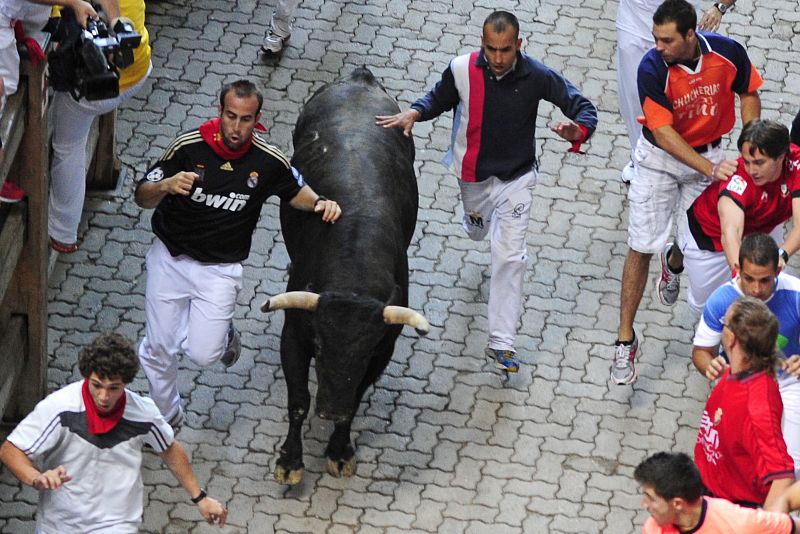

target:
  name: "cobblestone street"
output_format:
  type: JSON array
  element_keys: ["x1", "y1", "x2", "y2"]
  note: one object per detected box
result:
[{"x1": 2, "y1": 0, "x2": 800, "y2": 532}]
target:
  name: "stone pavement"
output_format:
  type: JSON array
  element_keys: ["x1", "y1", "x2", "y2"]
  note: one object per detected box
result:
[{"x1": 2, "y1": 0, "x2": 799, "y2": 532}]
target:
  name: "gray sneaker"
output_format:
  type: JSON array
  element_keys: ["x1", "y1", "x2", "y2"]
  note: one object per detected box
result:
[
  {"x1": 168, "y1": 407, "x2": 185, "y2": 434},
  {"x1": 611, "y1": 333, "x2": 638, "y2": 385},
  {"x1": 485, "y1": 347, "x2": 519, "y2": 373},
  {"x1": 220, "y1": 323, "x2": 241, "y2": 368},
  {"x1": 657, "y1": 243, "x2": 681, "y2": 306},
  {"x1": 262, "y1": 28, "x2": 290, "y2": 54}
]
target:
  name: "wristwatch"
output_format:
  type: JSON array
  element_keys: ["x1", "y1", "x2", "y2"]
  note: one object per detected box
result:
[
  {"x1": 779, "y1": 248, "x2": 790, "y2": 263},
  {"x1": 715, "y1": 2, "x2": 732, "y2": 14},
  {"x1": 191, "y1": 489, "x2": 207, "y2": 504}
]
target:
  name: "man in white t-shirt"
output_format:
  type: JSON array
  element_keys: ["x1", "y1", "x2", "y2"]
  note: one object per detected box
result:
[{"x1": 0, "y1": 332, "x2": 227, "y2": 534}]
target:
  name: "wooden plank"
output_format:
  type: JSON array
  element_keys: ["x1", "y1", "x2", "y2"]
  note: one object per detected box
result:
[
  {"x1": 87, "y1": 109, "x2": 120, "y2": 190},
  {"x1": 0, "y1": 316, "x2": 26, "y2": 425},
  {"x1": 0, "y1": 203, "x2": 25, "y2": 300},
  {"x1": 4, "y1": 56, "x2": 50, "y2": 422}
]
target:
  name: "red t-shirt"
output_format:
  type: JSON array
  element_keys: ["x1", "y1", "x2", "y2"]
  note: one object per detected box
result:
[
  {"x1": 695, "y1": 369, "x2": 794, "y2": 505},
  {"x1": 642, "y1": 497, "x2": 794, "y2": 533},
  {"x1": 688, "y1": 144, "x2": 800, "y2": 252}
]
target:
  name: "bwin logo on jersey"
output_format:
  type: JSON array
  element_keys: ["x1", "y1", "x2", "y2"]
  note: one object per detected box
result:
[{"x1": 190, "y1": 188, "x2": 248, "y2": 211}]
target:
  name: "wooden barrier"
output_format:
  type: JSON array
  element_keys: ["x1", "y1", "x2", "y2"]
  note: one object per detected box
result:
[
  {"x1": 0, "y1": 43, "x2": 50, "y2": 425},
  {"x1": 0, "y1": 31, "x2": 120, "y2": 427}
]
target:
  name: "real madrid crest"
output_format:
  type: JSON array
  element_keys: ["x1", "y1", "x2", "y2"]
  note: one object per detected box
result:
[{"x1": 247, "y1": 172, "x2": 259, "y2": 188}]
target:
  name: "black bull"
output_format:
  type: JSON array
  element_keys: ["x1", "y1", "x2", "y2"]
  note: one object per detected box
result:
[{"x1": 261, "y1": 67, "x2": 430, "y2": 485}]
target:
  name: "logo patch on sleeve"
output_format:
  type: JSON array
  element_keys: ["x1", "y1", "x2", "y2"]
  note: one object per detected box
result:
[
  {"x1": 726, "y1": 175, "x2": 747, "y2": 196},
  {"x1": 146, "y1": 167, "x2": 164, "y2": 182}
]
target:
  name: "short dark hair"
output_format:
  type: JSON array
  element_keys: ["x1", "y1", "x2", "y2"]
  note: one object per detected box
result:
[
  {"x1": 483, "y1": 11, "x2": 519, "y2": 39},
  {"x1": 219, "y1": 79, "x2": 263, "y2": 114},
  {"x1": 653, "y1": 0, "x2": 697, "y2": 37},
  {"x1": 78, "y1": 332, "x2": 139, "y2": 384},
  {"x1": 737, "y1": 120, "x2": 791, "y2": 161},
  {"x1": 634, "y1": 452, "x2": 703, "y2": 502},
  {"x1": 739, "y1": 233, "x2": 779, "y2": 273},
  {"x1": 728, "y1": 296, "x2": 779, "y2": 375}
]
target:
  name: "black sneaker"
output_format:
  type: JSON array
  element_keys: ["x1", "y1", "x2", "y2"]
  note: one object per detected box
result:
[{"x1": 220, "y1": 323, "x2": 241, "y2": 368}]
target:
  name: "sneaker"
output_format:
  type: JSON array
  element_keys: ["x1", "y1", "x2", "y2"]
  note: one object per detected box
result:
[
  {"x1": 261, "y1": 28, "x2": 290, "y2": 54},
  {"x1": 485, "y1": 347, "x2": 519, "y2": 373},
  {"x1": 220, "y1": 323, "x2": 241, "y2": 368},
  {"x1": 0, "y1": 181, "x2": 25, "y2": 203},
  {"x1": 621, "y1": 160, "x2": 635, "y2": 185},
  {"x1": 658, "y1": 242, "x2": 681, "y2": 306},
  {"x1": 611, "y1": 333, "x2": 638, "y2": 385},
  {"x1": 168, "y1": 407, "x2": 185, "y2": 433}
]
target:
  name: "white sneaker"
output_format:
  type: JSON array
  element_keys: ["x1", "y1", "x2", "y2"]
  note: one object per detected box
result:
[{"x1": 262, "y1": 28, "x2": 290, "y2": 54}]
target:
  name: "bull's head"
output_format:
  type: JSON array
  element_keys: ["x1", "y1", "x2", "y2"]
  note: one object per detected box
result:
[{"x1": 262, "y1": 291, "x2": 429, "y2": 421}]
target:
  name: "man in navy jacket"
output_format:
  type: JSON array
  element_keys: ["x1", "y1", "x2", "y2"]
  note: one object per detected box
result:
[{"x1": 377, "y1": 10, "x2": 597, "y2": 373}]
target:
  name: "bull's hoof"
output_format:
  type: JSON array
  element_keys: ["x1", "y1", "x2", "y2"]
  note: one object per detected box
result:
[
  {"x1": 326, "y1": 456, "x2": 357, "y2": 478},
  {"x1": 275, "y1": 464, "x2": 305, "y2": 485}
]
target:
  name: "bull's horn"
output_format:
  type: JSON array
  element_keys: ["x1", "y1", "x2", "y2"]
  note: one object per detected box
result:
[
  {"x1": 383, "y1": 306, "x2": 430, "y2": 336},
  {"x1": 261, "y1": 291, "x2": 320, "y2": 313}
]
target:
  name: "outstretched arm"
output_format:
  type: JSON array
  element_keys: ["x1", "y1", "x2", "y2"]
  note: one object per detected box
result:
[
  {"x1": 288, "y1": 185, "x2": 342, "y2": 223},
  {"x1": 160, "y1": 441, "x2": 227, "y2": 527}
]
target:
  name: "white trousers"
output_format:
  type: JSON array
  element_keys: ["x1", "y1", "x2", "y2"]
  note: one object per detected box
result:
[
  {"x1": 459, "y1": 171, "x2": 536, "y2": 352},
  {"x1": 627, "y1": 136, "x2": 721, "y2": 254},
  {"x1": 270, "y1": 0, "x2": 301, "y2": 36},
  {"x1": 48, "y1": 64, "x2": 151, "y2": 244},
  {"x1": 682, "y1": 221, "x2": 785, "y2": 317},
  {"x1": 780, "y1": 375, "x2": 800, "y2": 478},
  {"x1": 138, "y1": 238, "x2": 242, "y2": 419},
  {"x1": 616, "y1": 29, "x2": 652, "y2": 157},
  {"x1": 0, "y1": 16, "x2": 19, "y2": 112}
]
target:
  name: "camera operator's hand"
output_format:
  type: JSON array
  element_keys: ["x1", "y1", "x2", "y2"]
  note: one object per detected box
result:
[
  {"x1": 30, "y1": 0, "x2": 98, "y2": 28},
  {"x1": 163, "y1": 172, "x2": 199, "y2": 197},
  {"x1": 73, "y1": 1, "x2": 98, "y2": 27}
]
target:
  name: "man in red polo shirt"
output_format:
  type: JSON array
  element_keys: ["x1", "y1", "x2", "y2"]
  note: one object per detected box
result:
[{"x1": 695, "y1": 297, "x2": 795, "y2": 507}]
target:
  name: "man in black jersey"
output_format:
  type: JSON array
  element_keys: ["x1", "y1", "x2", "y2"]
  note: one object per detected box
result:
[{"x1": 134, "y1": 79, "x2": 341, "y2": 428}]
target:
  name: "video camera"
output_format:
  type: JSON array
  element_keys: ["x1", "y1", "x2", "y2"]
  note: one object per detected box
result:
[{"x1": 48, "y1": 6, "x2": 142, "y2": 101}]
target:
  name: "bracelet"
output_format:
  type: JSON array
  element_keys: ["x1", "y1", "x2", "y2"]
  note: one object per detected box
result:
[
  {"x1": 314, "y1": 195, "x2": 328, "y2": 207},
  {"x1": 709, "y1": 163, "x2": 720, "y2": 180},
  {"x1": 191, "y1": 488, "x2": 207, "y2": 504},
  {"x1": 779, "y1": 248, "x2": 790, "y2": 263}
]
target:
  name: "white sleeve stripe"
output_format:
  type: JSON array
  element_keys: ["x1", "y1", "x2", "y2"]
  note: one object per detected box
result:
[
  {"x1": 21, "y1": 414, "x2": 62, "y2": 456},
  {"x1": 148, "y1": 425, "x2": 170, "y2": 451}
]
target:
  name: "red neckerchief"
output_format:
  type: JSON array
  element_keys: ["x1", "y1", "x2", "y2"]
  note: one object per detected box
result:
[
  {"x1": 198, "y1": 118, "x2": 267, "y2": 160},
  {"x1": 82, "y1": 379, "x2": 126, "y2": 435}
]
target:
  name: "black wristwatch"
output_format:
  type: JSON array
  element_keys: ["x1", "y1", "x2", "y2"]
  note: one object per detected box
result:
[
  {"x1": 191, "y1": 489, "x2": 207, "y2": 504},
  {"x1": 715, "y1": 2, "x2": 731, "y2": 14},
  {"x1": 779, "y1": 248, "x2": 790, "y2": 263},
  {"x1": 314, "y1": 195, "x2": 328, "y2": 206}
]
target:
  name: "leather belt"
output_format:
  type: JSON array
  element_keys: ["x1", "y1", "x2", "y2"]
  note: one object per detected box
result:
[
  {"x1": 642, "y1": 128, "x2": 722, "y2": 154},
  {"x1": 693, "y1": 138, "x2": 722, "y2": 154}
]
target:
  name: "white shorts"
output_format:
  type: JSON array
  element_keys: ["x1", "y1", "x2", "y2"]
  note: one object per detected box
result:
[
  {"x1": 627, "y1": 136, "x2": 721, "y2": 254},
  {"x1": 682, "y1": 221, "x2": 786, "y2": 317},
  {"x1": 681, "y1": 227, "x2": 731, "y2": 317}
]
